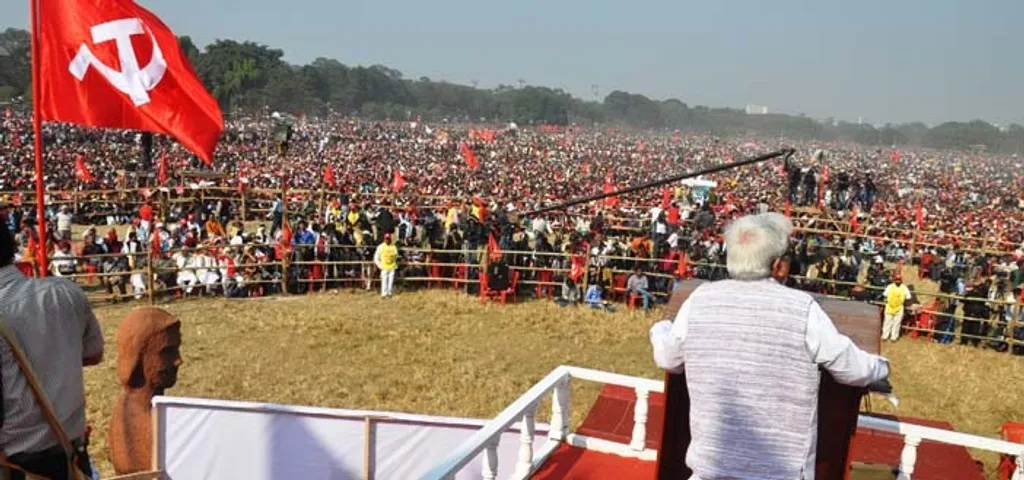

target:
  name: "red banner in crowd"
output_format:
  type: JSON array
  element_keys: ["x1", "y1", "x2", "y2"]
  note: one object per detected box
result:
[
  {"x1": 74, "y1": 154, "x2": 94, "y2": 182},
  {"x1": 158, "y1": 152, "x2": 168, "y2": 184},
  {"x1": 324, "y1": 165, "x2": 337, "y2": 189},
  {"x1": 391, "y1": 170, "x2": 406, "y2": 192},
  {"x1": 459, "y1": 142, "x2": 479, "y2": 170}
]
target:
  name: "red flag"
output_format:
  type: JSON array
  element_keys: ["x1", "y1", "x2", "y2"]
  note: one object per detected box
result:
[
  {"x1": 822, "y1": 164, "x2": 830, "y2": 183},
  {"x1": 237, "y1": 167, "x2": 247, "y2": 194},
  {"x1": 890, "y1": 151, "x2": 901, "y2": 164},
  {"x1": 391, "y1": 170, "x2": 406, "y2": 192},
  {"x1": 602, "y1": 176, "x2": 619, "y2": 208},
  {"x1": 851, "y1": 205, "x2": 860, "y2": 233},
  {"x1": 915, "y1": 202, "x2": 924, "y2": 230},
  {"x1": 158, "y1": 152, "x2": 168, "y2": 184},
  {"x1": 150, "y1": 229, "x2": 163, "y2": 255},
  {"x1": 459, "y1": 142, "x2": 479, "y2": 169},
  {"x1": 784, "y1": 199, "x2": 791, "y2": 217},
  {"x1": 324, "y1": 165, "x2": 337, "y2": 189},
  {"x1": 661, "y1": 187, "x2": 672, "y2": 209},
  {"x1": 74, "y1": 154, "x2": 94, "y2": 182},
  {"x1": 36, "y1": 0, "x2": 223, "y2": 163},
  {"x1": 487, "y1": 233, "x2": 503, "y2": 262}
]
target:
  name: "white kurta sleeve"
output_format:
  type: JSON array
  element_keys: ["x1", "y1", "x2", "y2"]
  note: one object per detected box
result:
[
  {"x1": 650, "y1": 299, "x2": 692, "y2": 374},
  {"x1": 805, "y1": 301, "x2": 889, "y2": 387}
]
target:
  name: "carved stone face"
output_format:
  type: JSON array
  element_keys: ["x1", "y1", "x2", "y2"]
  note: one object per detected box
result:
[
  {"x1": 143, "y1": 322, "x2": 182, "y2": 390},
  {"x1": 116, "y1": 307, "x2": 182, "y2": 392}
]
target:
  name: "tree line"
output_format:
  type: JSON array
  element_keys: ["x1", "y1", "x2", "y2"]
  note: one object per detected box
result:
[{"x1": 2, "y1": 27, "x2": 1023, "y2": 154}]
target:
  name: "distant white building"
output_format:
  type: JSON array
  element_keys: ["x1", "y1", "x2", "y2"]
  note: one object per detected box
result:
[{"x1": 745, "y1": 104, "x2": 769, "y2": 115}]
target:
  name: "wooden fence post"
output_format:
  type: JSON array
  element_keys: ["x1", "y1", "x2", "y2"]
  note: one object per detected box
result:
[
  {"x1": 240, "y1": 187, "x2": 247, "y2": 222},
  {"x1": 147, "y1": 249, "x2": 155, "y2": 305},
  {"x1": 1008, "y1": 303, "x2": 1019, "y2": 355}
]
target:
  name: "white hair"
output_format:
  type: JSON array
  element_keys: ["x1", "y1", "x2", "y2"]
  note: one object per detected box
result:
[{"x1": 723, "y1": 213, "x2": 794, "y2": 280}]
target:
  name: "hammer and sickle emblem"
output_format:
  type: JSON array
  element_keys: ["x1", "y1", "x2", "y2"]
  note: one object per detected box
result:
[{"x1": 69, "y1": 18, "x2": 167, "y2": 106}]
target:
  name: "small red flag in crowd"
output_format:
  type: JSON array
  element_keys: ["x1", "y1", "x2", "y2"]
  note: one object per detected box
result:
[
  {"x1": 487, "y1": 233, "x2": 503, "y2": 262},
  {"x1": 74, "y1": 154, "x2": 94, "y2": 182},
  {"x1": 661, "y1": 187, "x2": 672, "y2": 209},
  {"x1": 891, "y1": 150, "x2": 901, "y2": 164},
  {"x1": 324, "y1": 165, "x2": 337, "y2": 189},
  {"x1": 35, "y1": 0, "x2": 223, "y2": 163},
  {"x1": 391, "y1": 170, "x2": 406, "y2": 192},
  {"x1": 459, "y1": 142, "x2": 479, "y2": 169},
  {"x1": 237, "y1": 167, "x2": 247, "y2": 194},
  {"x1": 158, "y1": 152, "x2": 168, "y2": 184},
  {"x1": 602, "y1": 175, "x2": 619, "y2": 208},
  {"x1": 784, "y1": 200, "x2": 792, "y2": 217},
  {"x1": 851, "y1": 205, "x2": 860, "y2": 233},
  {"x1": 915, "y1": 202, "x2": 924, "y2": 230}
]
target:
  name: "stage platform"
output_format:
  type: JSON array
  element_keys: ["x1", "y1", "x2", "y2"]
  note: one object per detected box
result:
[{"x1": 545, "y1": 385, "x2": 985, "y2": 480}]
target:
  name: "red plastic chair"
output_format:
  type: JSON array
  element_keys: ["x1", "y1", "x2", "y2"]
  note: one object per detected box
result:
[
  {"x1": 999, "y1": 422, "x2": 1024, "y2": 480},
  {"x1": 428, "y1": 260, "x2": 443, "y2": 289},
  {"x1": 452, "y1": 265, "x2": 468, "y2": 290},
  {"x1": 627, "y1": 293, "x2": 643, "y2": 310},
  {"x1": 536, "y1": 270, "x2": 553, "y2": 299},
  {"x1": 480, "y1": 271, "x2": 519, "y2": 304},
  {"x1": 612, "y1": 274, "x2": 629, "y2": 301},
  {"x1": 910, "y1": 300, "x2": 939, "y2": 340}
]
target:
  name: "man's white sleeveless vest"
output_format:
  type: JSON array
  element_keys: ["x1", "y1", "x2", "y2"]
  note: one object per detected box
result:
[{"x1": 683, "y1": 279, "x2": 820, "y2": 479}]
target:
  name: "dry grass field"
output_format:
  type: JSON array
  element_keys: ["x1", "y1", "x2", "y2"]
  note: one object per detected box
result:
[{"x1": 82, "y1": 289, "x2": 1024, "y2": 478}]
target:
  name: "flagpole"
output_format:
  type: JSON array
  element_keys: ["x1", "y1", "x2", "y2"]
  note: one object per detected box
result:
[{"x1": 29, "y1": 0, "x2": 48, "y2": 277}]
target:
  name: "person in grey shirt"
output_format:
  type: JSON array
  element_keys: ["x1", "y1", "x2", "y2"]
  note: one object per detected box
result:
[
  {"x1": 650, "y1": 213, "x2": 889, "y2": 480},
  {"x1": 0, "y1": 224, "x2": 103, "y2": 479}
]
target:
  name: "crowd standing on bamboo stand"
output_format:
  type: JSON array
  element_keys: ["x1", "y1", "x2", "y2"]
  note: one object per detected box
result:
[{"x1": 1, "y1": 111, "x2": 1024, "y2": 352}]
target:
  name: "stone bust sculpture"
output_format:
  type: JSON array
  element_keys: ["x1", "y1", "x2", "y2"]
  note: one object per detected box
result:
[{"x1": 109, "y1": 307, "x2": 182, "y2": 475}]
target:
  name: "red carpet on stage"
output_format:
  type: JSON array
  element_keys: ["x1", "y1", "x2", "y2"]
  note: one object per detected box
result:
[
  {"x1": 539, "y1": 385, "x2": 983, "y2": 480},
  {"x1": 531, "y1": 444, "x2": 657, "y2": 480}
]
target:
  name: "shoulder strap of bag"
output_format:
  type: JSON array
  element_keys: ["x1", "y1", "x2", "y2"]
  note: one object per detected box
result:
[{"x1": 0, "y1": 318, "x2": 86, "y2": 480}]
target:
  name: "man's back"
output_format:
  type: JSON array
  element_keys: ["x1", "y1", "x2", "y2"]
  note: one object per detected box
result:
[
  {"x1": 0, "y1": 266, "x2": 104, "y2": 456},
  {"x1": 683, "y1": 279, "x2": 819, "y2": 479}
]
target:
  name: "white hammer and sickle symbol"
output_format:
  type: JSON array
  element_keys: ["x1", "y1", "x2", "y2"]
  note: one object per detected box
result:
[{"x1": 69, "y1": 18, "x2": 167, "y2": 106}]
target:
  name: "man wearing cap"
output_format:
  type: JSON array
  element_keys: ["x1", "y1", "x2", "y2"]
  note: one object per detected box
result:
[
  {"x1": 374, "y1": 233, "x2": 399, "y2": 298},
  {"x1": 882, "y1": 273, "x2": 913, "y2": 342}
]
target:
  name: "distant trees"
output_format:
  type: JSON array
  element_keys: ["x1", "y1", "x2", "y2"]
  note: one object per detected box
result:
[{"x1": 2, "y1": 27, "x2": 1023, "y2": 153}]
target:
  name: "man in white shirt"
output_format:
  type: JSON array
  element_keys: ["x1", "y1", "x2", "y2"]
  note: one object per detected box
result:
[
  {"x1": 649, "y1": 213, "x2": 889, "y2": 480},
  {"x1": 54, "y1": 206, "x2": 73, "y2": 241}
]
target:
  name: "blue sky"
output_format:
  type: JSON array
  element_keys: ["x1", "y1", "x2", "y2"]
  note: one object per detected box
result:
[{"x1": 5, "y1": 0, "x2": 1022, "y2": 125}]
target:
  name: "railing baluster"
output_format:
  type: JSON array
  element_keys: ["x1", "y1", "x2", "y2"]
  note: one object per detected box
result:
[
  {"x1": 630, "y1": 387, "x2": 649, "y2": 451},
  {"x1": 896, "y1": 435, "x2": 920, "y2": 480},
  {"x1": 481, "y1": 438, "x2": 499, "y2": 480},
  {"x1": 549, "y1": 377, "x2": 570, "y2": 442},
  {"x1": 513, "y1": 405, "x2": 536, "y2": 479}
]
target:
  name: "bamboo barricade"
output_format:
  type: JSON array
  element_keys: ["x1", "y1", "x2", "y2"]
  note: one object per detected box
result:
[
  {"x1": 11, "y1": 185, "x2": 1016, "y2": 254},
  {"x1": 41, "y1": 239, "x2": 1022, "y2": 350}
]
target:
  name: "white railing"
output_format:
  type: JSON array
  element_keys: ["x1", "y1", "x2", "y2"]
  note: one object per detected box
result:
[
  {"x1": 857, "y1": 415, "x2": 1024, "y2": 480},
  {"x1": 420, "y1": 365, "x2": 1024, "y2": 480},
  {"x1": 419, "y1": 365, "x2": 663, "y2": 480}
]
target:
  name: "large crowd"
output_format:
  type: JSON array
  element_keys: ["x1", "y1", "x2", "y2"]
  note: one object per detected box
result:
[{"x1": 2, "y1": 111, "x2": 1023, "y2": 350}]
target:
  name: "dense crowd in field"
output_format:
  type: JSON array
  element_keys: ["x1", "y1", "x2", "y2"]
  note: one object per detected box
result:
[{"x1": 2, "y1": 112, "x2": 1023, "y2": 350}]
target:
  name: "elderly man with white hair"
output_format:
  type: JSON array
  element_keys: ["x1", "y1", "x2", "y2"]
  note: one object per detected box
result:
[{"x1": 649, "y1": 212, "x2": 890, "y2": 480}]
